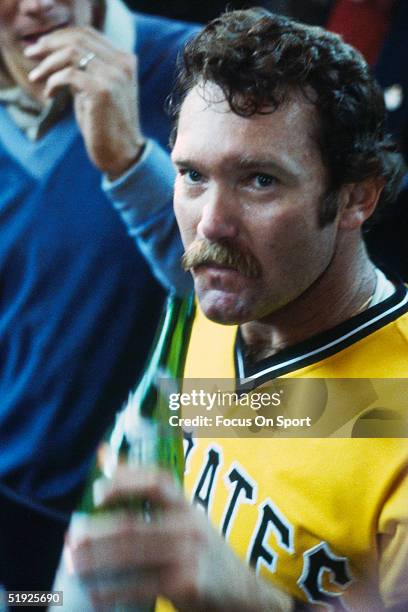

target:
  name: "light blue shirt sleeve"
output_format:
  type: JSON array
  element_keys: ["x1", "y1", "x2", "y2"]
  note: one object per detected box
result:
[{"x1": 102, "y1": 139, "x2": 193, "y2": 295}]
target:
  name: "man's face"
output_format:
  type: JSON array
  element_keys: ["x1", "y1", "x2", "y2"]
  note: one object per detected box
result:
[
  {"x1": 0, "y1": 1, "x2": 94, "y2": 72},
  {"x1": 172, "y1": 83, "x2": 341, "y2": 325}
]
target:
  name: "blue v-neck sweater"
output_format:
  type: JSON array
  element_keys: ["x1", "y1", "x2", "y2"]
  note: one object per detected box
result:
[{"x1": 0, "y1": 14, "x2": 195, "y2": 520}]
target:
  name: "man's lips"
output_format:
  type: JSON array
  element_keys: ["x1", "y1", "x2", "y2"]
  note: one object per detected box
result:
[
  {"x1": 193, "y1": 262, "x2": 240, "y2": 273},
  {"x1": 19, "y1": 22, "x2": 69, "y2": 46},
  {"x1": 193, "y1": 262, "x2": 256, "y2": 281},
  {"x1": 193, "y1": 264, "x2": 257, "y2": 293}
]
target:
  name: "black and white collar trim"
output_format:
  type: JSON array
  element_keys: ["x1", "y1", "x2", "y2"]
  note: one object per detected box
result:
[{"x1": 235, "y1": 283, "x2": 408, "y2": 388}]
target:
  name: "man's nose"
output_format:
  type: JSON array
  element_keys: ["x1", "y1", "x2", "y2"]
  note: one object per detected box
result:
[
  {"x1": 197, "y1": 186, "x2": 239, "y2": 242},
  {"x1": 20, "y1": 0, "x2": 55, "y2": 16}
]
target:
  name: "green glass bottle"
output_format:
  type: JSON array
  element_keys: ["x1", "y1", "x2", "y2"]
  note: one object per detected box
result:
[
  {"x1": 100, "y1": 292, "x2": 195, "y2": 509},
  {"x1": 67, "y1": 293, "x2": 195, "y2": 611}
]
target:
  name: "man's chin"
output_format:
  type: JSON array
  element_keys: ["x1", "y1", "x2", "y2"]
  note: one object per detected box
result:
[{"x1": 195, "y1": 286, "x2": 252, "y2": 326}]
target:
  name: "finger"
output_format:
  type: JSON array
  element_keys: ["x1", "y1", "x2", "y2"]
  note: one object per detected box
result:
[
  {"x1": 89, "y1": 571, "x2": 160, "y2": 609},
  {"x1": 25, "y1": 26, "x2": 119, "y2": 64},
  {"x1": 28, "y1": 47, "x2": 81, "y2": 82},
  {"x1": 43, "y1": 66, "x2": 93, "y2": 98},
  {"x1": 41, "y1": 25, "x2": 108, "y2": 51},
  {"x1": 24, "y1": 26, "x2": 136, "y2": 91},
  {"x1": 94, "y1": 467, "x2": 184, "y2": 511},
  {"x1": 68, "y1": 511, "x2": 195, "y2": 573}
]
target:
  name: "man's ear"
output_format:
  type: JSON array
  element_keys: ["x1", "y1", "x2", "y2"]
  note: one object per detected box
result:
[{"x1": 338, "y1": 177, "x2": 385, "y2": 230}]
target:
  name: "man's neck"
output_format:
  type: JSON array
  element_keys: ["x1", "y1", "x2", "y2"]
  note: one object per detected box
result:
[{"x1": 240, "y1": 240, "x2": 377, "y2": 362}]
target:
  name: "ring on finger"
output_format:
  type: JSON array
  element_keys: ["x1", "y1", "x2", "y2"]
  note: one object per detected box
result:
[{"x1": 77, "y1": 51, "x2": 96, "y2": 71}]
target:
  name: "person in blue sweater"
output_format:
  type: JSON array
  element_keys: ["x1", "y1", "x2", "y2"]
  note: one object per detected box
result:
[{"x1": 0, "y1": 0, "x2": 194, "y2": 597}]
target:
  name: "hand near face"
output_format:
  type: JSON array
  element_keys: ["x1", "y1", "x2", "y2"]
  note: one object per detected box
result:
[
  {"x1": 67, "y1": 466, "x2": 293, "y2": 612},
  {"x1": 25, "y1": 27, "x2": 145, "y2": 179}
]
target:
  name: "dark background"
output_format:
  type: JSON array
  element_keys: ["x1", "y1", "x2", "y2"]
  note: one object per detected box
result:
[{"x1": 123, "y1": 0, "x2": 333, "y2": 25}]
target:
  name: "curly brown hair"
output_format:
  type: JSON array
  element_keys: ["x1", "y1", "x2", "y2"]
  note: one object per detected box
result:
[{"x1": 168, "y1": 8, "x2": 405, "y2": 223}]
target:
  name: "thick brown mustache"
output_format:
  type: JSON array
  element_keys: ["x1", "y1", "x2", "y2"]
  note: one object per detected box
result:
[{"x1": 181, "y1": 239, "x2": 261, "y2": 279}]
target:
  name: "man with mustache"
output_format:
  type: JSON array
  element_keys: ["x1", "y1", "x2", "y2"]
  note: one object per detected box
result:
[
  {"x1": 0, "y1": 0, "x2": 196, "y2": 597},
  {"x1": 69, "y1": 8, "x2": 408, "y2": 611}
]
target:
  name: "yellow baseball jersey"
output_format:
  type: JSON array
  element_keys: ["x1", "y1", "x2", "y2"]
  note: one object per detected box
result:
[{"x1": 177, "y1": 285, "x2": 408, "y2": 611}]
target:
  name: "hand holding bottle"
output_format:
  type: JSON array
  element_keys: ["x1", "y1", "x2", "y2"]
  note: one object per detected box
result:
[
  {"x1": 60, "y1": 295, "x2": 195, "y2": 610},
  {"x1": 67, "y1": 464, "x2": 294, "y2": 612}
]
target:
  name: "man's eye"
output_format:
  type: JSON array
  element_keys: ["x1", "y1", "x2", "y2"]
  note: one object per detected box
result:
[
  {"x1": 253, "y1": 174, "x2": 276, "y2": 188},
  {"x1": 180, "y1": 168, "x2": 203, "y2": 184}
]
